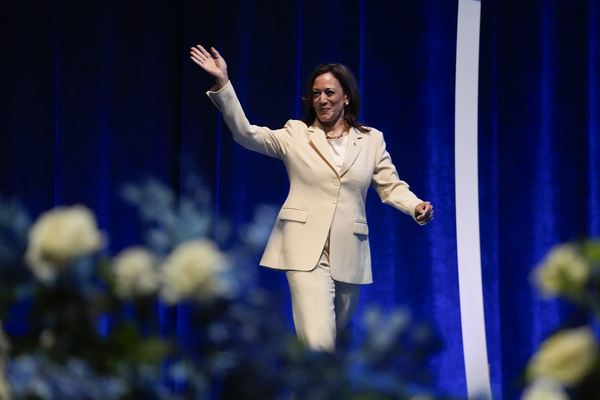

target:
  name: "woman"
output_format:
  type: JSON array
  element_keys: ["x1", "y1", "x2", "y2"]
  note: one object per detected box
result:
[{"x1": 190, "y1": 45, "x2": 433, "y2": 352}]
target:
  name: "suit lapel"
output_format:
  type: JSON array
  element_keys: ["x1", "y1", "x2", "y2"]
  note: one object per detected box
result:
[
  {"x1": 308, "y1": 122, "x2": 338, "y2": 175},
  {"x1": 339, "y1": 128, "x2": 363, "y2": 177}
]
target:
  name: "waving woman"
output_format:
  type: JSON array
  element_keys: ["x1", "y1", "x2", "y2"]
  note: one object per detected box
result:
[{"x1": 190, "y1": 45, "x2": 433, "y2": 352}]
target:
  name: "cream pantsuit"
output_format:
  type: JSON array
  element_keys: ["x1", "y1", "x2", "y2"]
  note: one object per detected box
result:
[
  {"x1": 206, "y1": 82, "x2": 423, "y2": 350},
  {"x1": 286, "y1": 238, "x2": 360, "y2": 352}
]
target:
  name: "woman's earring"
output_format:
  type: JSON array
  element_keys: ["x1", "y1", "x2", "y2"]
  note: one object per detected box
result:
[{"x1": 345, "y1": 102, "x2": 349, "y2": 106}]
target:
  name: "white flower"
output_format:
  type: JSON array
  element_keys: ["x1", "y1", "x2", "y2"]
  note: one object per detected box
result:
[
  {"x1": 526, "y1": 326, "x2": 598, "y2": 386},
  {"x1": 521, "y1": 378, "x2": 569, "y2": 400},
  {"x1": 25, "y1": 205, "x2": 103, "y2": 282},
  {"x1": 112, "y1": 247, "x2": 160, "y2": 299},
  {"x1": 160, "y1": 239, "x2": 227, "y2": 304},
  {"x1": 532, "y1": 243, "x2": 591, "y2": 299}
]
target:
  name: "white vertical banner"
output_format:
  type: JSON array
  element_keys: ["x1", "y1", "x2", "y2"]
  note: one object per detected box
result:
[{"x1": 455, "y1": 0, "x2": 492, "y2": 399}]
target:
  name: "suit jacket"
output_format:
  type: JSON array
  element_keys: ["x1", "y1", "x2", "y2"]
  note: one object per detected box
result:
[{"x1": 207, "y1": 82, "x2": 423, "y2": 284}]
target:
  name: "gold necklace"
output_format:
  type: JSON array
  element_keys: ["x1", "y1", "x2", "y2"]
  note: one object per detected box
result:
[{"x1": 325, "y1": 126, "x2": 349, "y2": 140}]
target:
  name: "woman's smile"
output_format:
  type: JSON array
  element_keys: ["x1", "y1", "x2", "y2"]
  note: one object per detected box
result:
[{"x1": 312, "y1": 73, "x2": 348, "y2": 129}]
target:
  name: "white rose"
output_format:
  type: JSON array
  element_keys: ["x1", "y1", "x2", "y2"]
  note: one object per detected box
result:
[
  {"x1": 160, "y1": 239, "x2": 227, "y2": 304},
  {"x1": 526, "y1": 326, "x2": 598, "y2": 386},
  {"x1": 521, "y1": 378, "x2": 569, "y2": 400},
  {"x1": 112, "y1": 247, "x2": 160, "y2": 299},
  {"x1": 25, "y1": 205, "x2": 102, "y2": 282},
  {"x1": 532, "y1": 243, "x2": 591, "y2": 298}
]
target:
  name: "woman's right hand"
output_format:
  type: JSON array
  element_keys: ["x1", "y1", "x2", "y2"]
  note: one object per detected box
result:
[{"x1": 190, "y1": 45, "x2": 229, "y2": 90}]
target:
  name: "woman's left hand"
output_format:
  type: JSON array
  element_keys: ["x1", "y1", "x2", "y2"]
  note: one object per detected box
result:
[{"x1": 415, "y1": 202, "x2": 433, "y2": 225}]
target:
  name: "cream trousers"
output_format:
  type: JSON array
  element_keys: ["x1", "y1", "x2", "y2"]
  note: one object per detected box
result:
[{"x1": 285, "y1": 245, "x2": 361, "y2": 352}]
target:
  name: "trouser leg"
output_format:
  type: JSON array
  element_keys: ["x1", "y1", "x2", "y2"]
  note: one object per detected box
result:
[
  {"x1": 333, "y1": 279, "x2": 360, "y2": 340},
  {"x1": 285, "y1": 255, "x2": 360, "y2": 352}
]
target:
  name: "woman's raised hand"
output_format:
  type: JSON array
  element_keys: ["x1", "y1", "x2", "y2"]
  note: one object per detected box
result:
[{"x1": 190, "y1": 45, "x2": 229, "y2": 90}]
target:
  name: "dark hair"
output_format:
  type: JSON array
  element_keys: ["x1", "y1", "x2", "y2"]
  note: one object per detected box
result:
[{"x1": 301, "y1": 63, "x2": 370, "y2": 134}]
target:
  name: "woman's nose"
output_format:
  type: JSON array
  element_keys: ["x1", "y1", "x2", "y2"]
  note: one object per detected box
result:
[{"x1": 318, "y1": 93, "x2": 327, "y2": 103}]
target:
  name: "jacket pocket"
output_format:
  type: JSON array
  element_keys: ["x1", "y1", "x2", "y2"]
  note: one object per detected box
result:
[
  {"x1": 279, "y1": 208, "x2": 309, "y2": 223},
  {"x1": 353, "y1": 221, "x2": 369, "y2": 236}
]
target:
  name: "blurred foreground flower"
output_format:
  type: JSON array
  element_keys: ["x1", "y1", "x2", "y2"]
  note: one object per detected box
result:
[
  {"x1": 532, "y1": 243, "x2": 591, "y2": 300},
  {"x1": 521, "y1": 378, "x2": 569, "y2": 400},
  {"x1": 112, "y1": 246, "x2": 160, "y2": 299},
  {"x1": 160, "y1": 239, "x2": 228, "y2": 304},
  {"x1": 526, "y1": 326, "x2": 597, "y2": 386},
  {"x1": 7, "y1": 355, "x2": 126, "y2": 400},
  {"x1": 1, "y1": 177, "x2": 452, "y2": 400},
  {"x1": 24, "y1": 205, "x2": 102, "y2": 283},
  {"x1": 523, "y1": 240, "x2": 600, "y2": 399}
]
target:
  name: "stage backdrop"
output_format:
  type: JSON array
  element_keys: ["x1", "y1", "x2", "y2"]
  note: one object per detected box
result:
[{"x1": 1, "y1": 1, "x2": 598, "y2": 399}]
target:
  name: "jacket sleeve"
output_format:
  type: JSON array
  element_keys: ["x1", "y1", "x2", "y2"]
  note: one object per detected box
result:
[
  {"x1": 206, "y1": 82, "x2": 292, "y2": 159},
  {"x1": 370, "y1": 131, "x2": 423, "y2": 223}
]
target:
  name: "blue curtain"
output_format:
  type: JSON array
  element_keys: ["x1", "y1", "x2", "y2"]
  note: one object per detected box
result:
[
  {"x1": 479, "y1": 1, "x2": 600, "y2": 398},
  {"x1": 1, "y1": 1, "x2": 599, "y2": 398}
]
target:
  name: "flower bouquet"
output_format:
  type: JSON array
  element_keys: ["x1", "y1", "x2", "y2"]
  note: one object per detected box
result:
[
  {"x1": 523, "y1": 241, "x2": 600, "y2": 400},
  {"x1": 0, "y1": 177, "x2": 450, "y2": 400}
]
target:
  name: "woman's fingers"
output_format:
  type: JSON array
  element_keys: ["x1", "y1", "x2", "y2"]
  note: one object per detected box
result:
[
  {"x1": 190, "y1": 45, "x2": 226, "y2": 67},
  {"x1": 190, "y1": 49, "x2": 203, "y2": 64},
  {"x1": 191, "y1": 47, "x2": 214, "y2": 67},
  {"x1": 190, "y1": 44, "x2": 229, "y2": 88},
  {"x1": 415, "y1": 202, "x2": 433, "y2": 224},
  {"x1": 422, "y1": 204, "x2": 433, "y2": 219},
  {"x1": 424, "y1": 204, "x2": 433, "y2": 216},
  {"x1": 195, "y1": 44, "x2": 212, "y2": 58},
  {"x1": 190, "y1": 45, "x2": 213, "y2": 63},
  {"x1": 190, "y1": 50, "x2": 202, "y2": 63}
]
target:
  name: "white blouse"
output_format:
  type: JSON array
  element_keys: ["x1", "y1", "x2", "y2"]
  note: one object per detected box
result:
[{"x1": 327, "y1": 135, "x2": 349, "y2": 172}]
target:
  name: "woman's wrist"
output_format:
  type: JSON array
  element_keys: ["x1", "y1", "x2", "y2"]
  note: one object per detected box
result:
[{"x1": 214, "y1": 74, "x2": 229, "y2": 90}]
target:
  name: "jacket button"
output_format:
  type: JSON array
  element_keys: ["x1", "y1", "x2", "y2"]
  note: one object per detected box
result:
[
  {"x1": 332, "y1": 179, "x2": 340, "y2": 186},
  {"x1": 331, "y1": 198, "x2": 338, "y2": 204}
]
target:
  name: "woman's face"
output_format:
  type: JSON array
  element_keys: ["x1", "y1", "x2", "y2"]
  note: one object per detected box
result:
[{"x1": 312, "y1": 72, "x2": 348, "y2": 128}]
